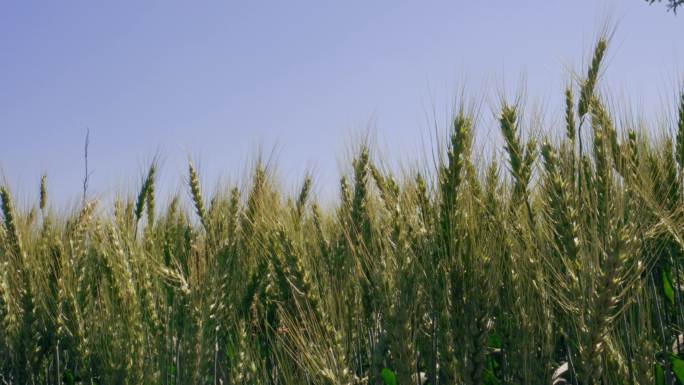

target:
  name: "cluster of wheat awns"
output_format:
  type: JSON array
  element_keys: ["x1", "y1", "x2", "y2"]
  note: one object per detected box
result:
[{"x1": 2, "y1": 37, "x2": 684, "y2": 385}]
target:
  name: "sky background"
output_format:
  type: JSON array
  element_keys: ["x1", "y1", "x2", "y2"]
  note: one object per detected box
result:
[{"x1": 0, "y1": 1, "x2": 682, "y2": 207}]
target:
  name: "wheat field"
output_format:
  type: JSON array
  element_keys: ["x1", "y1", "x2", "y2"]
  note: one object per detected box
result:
[{"x1": 2, "y1": 37, "x2": 684, "y2": 385}]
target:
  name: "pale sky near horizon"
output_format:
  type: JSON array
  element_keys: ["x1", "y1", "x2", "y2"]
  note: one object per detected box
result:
[{"x1": 1, "y1": 1, "x2": 682, "y2": 207}]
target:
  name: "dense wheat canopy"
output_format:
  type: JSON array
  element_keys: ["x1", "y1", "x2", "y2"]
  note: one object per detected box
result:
[{"x1": 2, "y1": 37, "x2": 684, "y2": 385}]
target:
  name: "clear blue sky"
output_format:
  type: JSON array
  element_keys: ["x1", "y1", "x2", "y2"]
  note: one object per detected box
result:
[{"x1": 1, "y1": 1, "x2": 682, "y2": 206}]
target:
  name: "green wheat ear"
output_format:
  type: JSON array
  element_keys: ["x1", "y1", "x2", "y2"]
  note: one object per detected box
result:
[
  {"x1": 39, "y1": 174, "x2": 47, "y2": 212},
  {"x1": 446, "y1": 113, "x2": 472, "y2": 195},
  {"x1": 296, "y1": 175, "x2": 312, "y2": 219},
  {"x1": 565, "y1": 86, "x2": 576, "y2": 143},
  {"x1": 0, "y1": 186, "x2": 22, "y2": 257},
  {"x1": 340, "y1": 175, "x2": 351, "y2": 211},
  {"x1": 135, "y1": 163, "x2": 156, "y2": 223},
  {"x1": 675, "y1": 91, "x2": 684, "y2": 168},
  {"x1": 578, "y1": 38, "x2": 607, "y2": 117},
  {"x1": 350, "y1": 146, "x2": 370, "y2": 233},
  {"x1": 500, "y1": 104, "x2": 522, "y2": 173},
  {"x1": 188, "y1": 161, "x2": 207, "y2": 229},
  {"x1": 500, "y1": 104, "x2": 531, "y2": 198},
  {"x1": 145, "y1": 165, "x2": 156, "y2": 227}
]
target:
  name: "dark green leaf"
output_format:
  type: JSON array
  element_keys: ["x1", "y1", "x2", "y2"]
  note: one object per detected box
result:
[
  {"x1": 663, "y1": 268, "x2": 676, "y2": 305},
  {"x1": 670, "y1": 354, "x2": 684, "y2": 385},
  {"x1": 656, "y1": 363, "x2": 664, "y2": 385},
  {"x1": 381, "y1": 368, "x2": 397, "y2": 385},
  {"x1": 64, "y1": 369, "x2": 75, "y2": 385},
  {"x1": 483, "y1": 356, "x2": 501, "y2": 385},
  {"x1": 488, "y1": 331, "x2": 502, "y2": 349}
]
